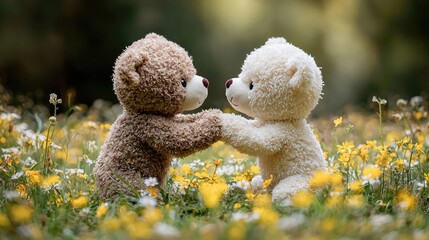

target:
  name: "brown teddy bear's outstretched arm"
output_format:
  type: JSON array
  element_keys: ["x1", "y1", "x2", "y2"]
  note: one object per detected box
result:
[
  {"x1": 221, "y1": 113, "x2": 283, "y2": 156},
  {"x1": 144, "y1": 109, "x2": 222, "y2": 157}
]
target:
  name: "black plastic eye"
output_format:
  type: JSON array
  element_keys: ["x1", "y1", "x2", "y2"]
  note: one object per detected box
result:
[
  {"x1": 249, "y1": 82, "x2": 254, "y2": 90},
  {"x1": 181, "y1": 79, "x2": 187, "y2": 88}
]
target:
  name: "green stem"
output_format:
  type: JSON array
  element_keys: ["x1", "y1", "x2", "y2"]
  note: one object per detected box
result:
[{"x1": 378, "y1": 103, "x2": 384, "y2": 146}]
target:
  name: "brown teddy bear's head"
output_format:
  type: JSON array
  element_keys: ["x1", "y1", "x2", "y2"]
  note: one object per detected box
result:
[{"x1": 113, "y1": 33, "x2": 209, "y2": 116}]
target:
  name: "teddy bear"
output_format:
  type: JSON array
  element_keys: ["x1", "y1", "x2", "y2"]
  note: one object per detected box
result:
[
  {"x1": 93, "y1": 33, "x2": 222, "y2": 200},
  {"x1": 221, "y1": 37, "x2": 326, "y2": 202}
]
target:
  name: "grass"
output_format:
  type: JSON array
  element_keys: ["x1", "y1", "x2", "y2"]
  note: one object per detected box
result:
[{"x1": 0, "y1": 90, "x2": 428, "y2": 239}]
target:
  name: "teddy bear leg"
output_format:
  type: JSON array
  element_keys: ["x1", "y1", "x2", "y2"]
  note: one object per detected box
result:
[
  {"x1": 271, "y1": 174, "x2": 310, "y2": 203},
  {"x1": 96, "y1": 169, "x2": 145, "y2": 200}
]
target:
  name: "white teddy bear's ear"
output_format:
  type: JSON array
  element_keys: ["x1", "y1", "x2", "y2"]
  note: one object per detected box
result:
[
  {"x1": 287, "y1": 56, "x2": 313, "y2": 89},
  {"x1": 265, "y1": 37, "x2": 287, "y2": 45}
]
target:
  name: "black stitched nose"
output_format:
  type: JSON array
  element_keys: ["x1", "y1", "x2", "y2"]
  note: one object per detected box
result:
[
  {"x1": 202, "y1": 78, "x2": 209, "y2": 88},
  {"x1": 226, "y1": 79, "x2": 233, "y2": 88}
]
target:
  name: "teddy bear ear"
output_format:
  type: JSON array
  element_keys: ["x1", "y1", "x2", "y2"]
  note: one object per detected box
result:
[
  {"x1": 115, "y1": 50, "x2": 148, "y2": 85},
  {"x1": 265, "y1": 37, "x2": 287, "y2": 45},
  {"x1": 287, "y1": 57, "x2": 313, "y2": 89}
]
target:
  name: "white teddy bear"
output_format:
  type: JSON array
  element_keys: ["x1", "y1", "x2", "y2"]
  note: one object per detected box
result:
[{"x1": 221, "y1": 37, "x2": 327, "y2": 202}]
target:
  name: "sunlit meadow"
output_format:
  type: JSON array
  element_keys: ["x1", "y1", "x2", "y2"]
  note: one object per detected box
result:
[{"x1": 1, "y1": 86, "x2": 428, "y2": 239}]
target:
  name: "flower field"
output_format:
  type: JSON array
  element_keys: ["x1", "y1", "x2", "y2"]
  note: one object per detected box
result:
[{"x1": 0, "y1": 89, "x2": 428, "y2": 239}]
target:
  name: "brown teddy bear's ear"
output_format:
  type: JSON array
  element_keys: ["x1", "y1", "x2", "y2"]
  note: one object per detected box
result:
[{"x1": 114, "y1": 50, "x2": 148, "y2": 85}]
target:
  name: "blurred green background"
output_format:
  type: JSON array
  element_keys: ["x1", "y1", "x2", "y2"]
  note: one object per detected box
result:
[{"x1": 0, "y1": 0, "x2": 428, "y2": 115}]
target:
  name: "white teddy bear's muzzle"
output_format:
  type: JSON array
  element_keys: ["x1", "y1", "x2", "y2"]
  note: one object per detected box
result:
[
  {"x1": 182, "y1": 75, "x2": 209, "y2": 111},
  {"x1": 225, "y1": 77, "x2": 252, "y2": 116}
]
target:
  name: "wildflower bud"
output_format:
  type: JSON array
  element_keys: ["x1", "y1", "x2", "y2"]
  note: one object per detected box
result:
[
  {"x1": 49, "y1": 116, "x2": 57, "y2": 124},
  {"x1": 392, "y1": 113, "x2": 402, "y2": 121},
  {"x1": 49, "y1": 93, "x2": 57, "y2": 105},
  {"x1": 396, "y1": 99, "x2": 407, "y2": 109},
  {"x1": 57, "y1": 99, "x2": 62, "y2": 104},
  {"x1": 372, "y1": 96, "x2": 387, "y2": 105}
]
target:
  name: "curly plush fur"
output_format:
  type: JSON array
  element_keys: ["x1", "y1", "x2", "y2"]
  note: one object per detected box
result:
[
  {"x1": 222, "y1": 37, "x2": 326, "y2": 202},
  {"x1": 94, "y1": 33, "x2": 221, "y2": 200}
]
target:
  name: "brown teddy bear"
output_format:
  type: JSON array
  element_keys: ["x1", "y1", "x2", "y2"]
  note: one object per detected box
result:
[{"x1": 93, "y1": 33, "x2": 222, "y2": 200}]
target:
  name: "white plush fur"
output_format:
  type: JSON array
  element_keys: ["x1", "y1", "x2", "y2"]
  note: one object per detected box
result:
[
  {"x1": 183, "y1": 75, "x2": 208, "y2": 111},
  {"x1": 222, "y1": 37, "x2": 326, "y2": 202}
]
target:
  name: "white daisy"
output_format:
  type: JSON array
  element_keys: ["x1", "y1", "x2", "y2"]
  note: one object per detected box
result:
[
  {"x1": 144, "y1": 177, "x2": 158, "y2": 187},
  {"x1": 138, "y1": 196, "x2": 157, "y2": 208}
]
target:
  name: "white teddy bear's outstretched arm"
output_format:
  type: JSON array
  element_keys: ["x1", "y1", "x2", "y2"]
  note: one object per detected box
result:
[{"x1": 221, "y1": 113, "x2": 282, "y2": 156}]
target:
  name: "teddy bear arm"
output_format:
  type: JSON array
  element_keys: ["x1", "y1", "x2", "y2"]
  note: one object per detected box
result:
[
  {"x1": 146, "y1": 113, "x2": 221, "y2": 157},
  {"x1": 221, "y1": 113, "x2": 282, "y2": 156}
]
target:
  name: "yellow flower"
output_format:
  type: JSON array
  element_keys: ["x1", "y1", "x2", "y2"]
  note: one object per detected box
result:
[
  {"x1": 143, "y1": 208, "x2": 162, "y2": 223},
  {"x1": 414, "y1": 111, "x2": 423, "y2": 120},
  {"x1": 321, "y1": 218, "x2": 336, "y2": 232},
  {"x1": 396, "y1": 137, "x2": 411, "y2": 149},
  {"x1": 254, "y1": 207, "x2": 279, "y2": 226},
  {"x1": 358, "y1": 145, "x2": 369, "y2": 161},
  {"x1": 213, "y1": 159, "x2": 222, "y2": 166},
  {"x1": 246, "y1": 189, "x2": 255, "y2": 201},
  {"x1": 417, "y1": 134, "x2": 425, "y2": 145},
  {"x1": 346, "y1": 195, "x2": 364, "y2": 209},
  {"x1": 127, "y1": 221, "x2": 152, "y2": 239},
  {"x1": 10, "y1": 205, "x2": 33, "y2": 224},
  {"x1": 365, "y1": 140, "x2": 377, "y2": 148},
  {"x1": 199, "y1": 182, "x2": 228, "y2": 209},
  {"x1": 326, "y1": 195, "x2": 343, "y2": 208},
  {"x1": 334, "y1": 116, "x2": 343, "y2": 127},
  {"x1": 16, "y1": 184, "x2": 27, "y2": 197},
  {"x1": 0, "y1": 213, "x2": 11, "y2": 229},
  {"x1": 349, "y1": 181, "x2": 362, "y2": 192},
  {"x1": 96, "y1": 203, "x2": 109, "y2": 218},
  {"x1": 330, "y1": 173, "x2": 343, "y2": 186},
  {"x1": 310, "y1": 170, "x2": 330, "y2": 189},
  {"x1": 146, "y1": 186, "x2": 158, "y2": 197},
  {"x1": 233, "y1": 203, "x2": 242, "y2": 209},
  {"x1": 362, "y1": 165, "x2": 382, "y2": 179},
  {"x1": 292, "y1": 191, "x2": 315, "y2": 208},
  {"x1": 76, "y1": 173, "x2": 87, "y2": 179},
  {"x1": 228, "y1": 222, "x2": 245, "y2": 240},
  {"x1": 249, "y1": 165, "x2": 260, "y2": 175},
  {"x1": 25, "y1": 170, "x2": 42, "y2": 185},
  {"x1": 101, "y1": 217, "x2": 122, "y2": 232},
  {"x1": 119, "y1": 208, "x2": 138, "y2": 226},
  {"x1": 41, "y1": 175, "x2": 61, "y2": 188},
  {"x1": 181, "y1": 164, "x2": 192, "y2": 175},
  {"x1": 393, "y1": 159, "x2": 406, "y2": 170},
  {"x1": 254, "y1": 194, "x2": 271, "y2": 209},
  {"x1": 424, "y1": 173, "x2": 429, "y2": 183},
  {"x1": 337, "y1": 141, "x2": 355, "y2": 154},
  {"x1": 375, "y1": 148, "x2": 392, "y2": 167},
  {"x1": 397, "y1": 190, "x2": 417, "y2": 211},
  {"x1": 263, "y1": 175, "x2": 273, "y2": 189},
  {"x1": 71, "y1": 196, "x2": 88, "y2": 209},
  {"x1": 195, "y1": 171, "x2": 210, "y2": 179}
]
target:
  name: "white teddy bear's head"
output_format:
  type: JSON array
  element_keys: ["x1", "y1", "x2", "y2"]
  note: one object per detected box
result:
[{"x1": 225, "y1": 37, "x2": 323, "y2": 121}]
